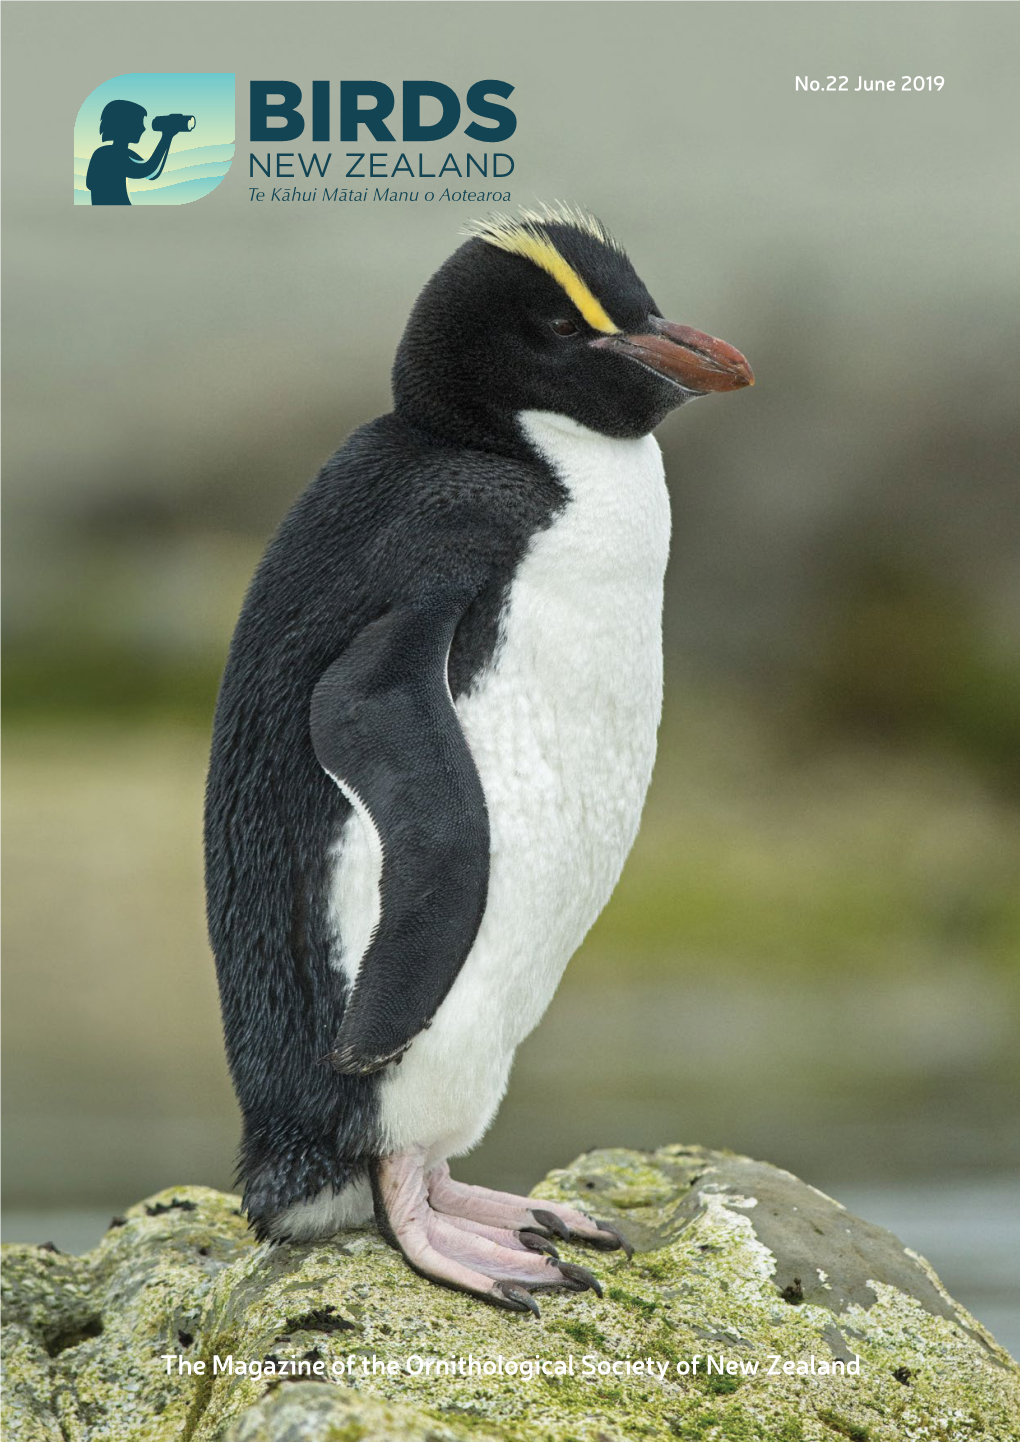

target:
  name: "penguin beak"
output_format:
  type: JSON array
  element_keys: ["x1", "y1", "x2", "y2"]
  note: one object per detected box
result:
[{"x1": 592, "y1": 318, "x2": 754, "y2": 394}]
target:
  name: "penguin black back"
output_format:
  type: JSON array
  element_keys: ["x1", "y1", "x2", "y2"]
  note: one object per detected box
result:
[{"x1": 205, "y1": 411, "x2": 562, "y2": 1225}]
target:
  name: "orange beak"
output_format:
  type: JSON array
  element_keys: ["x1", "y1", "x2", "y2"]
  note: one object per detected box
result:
[{"x1": 593, "y1": 317, "x2": 754, "y2": 394}]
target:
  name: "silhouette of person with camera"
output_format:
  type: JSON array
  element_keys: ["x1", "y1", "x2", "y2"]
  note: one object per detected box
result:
[{"x1": 86, "y1": 100, "x2": 194, "y2": 206}]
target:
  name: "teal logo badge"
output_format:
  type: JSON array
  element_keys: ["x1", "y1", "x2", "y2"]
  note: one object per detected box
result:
[{"x1": 74, "y1": 73, "x2": 234, "y2": 206}]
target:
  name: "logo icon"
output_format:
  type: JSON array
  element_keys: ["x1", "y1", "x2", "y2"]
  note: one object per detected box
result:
[{"x1": 74, "y1": 73, "x2": 234, "y2": 206}]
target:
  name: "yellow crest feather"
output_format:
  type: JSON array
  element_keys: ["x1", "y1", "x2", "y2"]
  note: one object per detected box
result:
[{"x1": 464, "y1": 203, "x2": 621, "y2": 335}]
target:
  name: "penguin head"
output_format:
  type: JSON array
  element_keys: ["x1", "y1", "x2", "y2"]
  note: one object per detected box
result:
[{"x1": 393, "y1": 205, "x2": 753, "y2": 448}]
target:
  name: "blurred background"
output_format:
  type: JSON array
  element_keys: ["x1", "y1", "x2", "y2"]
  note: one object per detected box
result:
[{"x1": 3, "y1": 3, "x2": 1019, "y2": 1353}]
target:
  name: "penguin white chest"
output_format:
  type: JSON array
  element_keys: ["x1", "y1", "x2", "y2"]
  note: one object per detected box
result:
[{"x1": 377, "y1": 410, "x2": 671, "y2": 1158}]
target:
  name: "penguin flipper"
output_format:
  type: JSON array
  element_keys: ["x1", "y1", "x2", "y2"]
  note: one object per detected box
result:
[{"x1": 310, "y1": 589, "x2": 489, "y2": 1075}]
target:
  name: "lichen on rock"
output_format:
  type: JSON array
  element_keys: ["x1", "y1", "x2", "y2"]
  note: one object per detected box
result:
[{"x1": 2, "y1": 1146, "x2": 1017, "y2": 1441}]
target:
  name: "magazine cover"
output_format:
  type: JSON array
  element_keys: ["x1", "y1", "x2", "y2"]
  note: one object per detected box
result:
[{"x1": 3, "y1": 3, "x2": 1019, "y2": 1438}]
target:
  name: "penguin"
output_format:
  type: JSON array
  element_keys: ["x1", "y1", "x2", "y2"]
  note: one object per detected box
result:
[{"x1": 205, "y1": 204, "x2": 753, "y2": 1315}]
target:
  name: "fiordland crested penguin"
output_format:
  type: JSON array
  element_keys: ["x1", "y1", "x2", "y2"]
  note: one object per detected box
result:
[{"x1": 205, "y1": 205, "x2": 753, "y2": 1314}]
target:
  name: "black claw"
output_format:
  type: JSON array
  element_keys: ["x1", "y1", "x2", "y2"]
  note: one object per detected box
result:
[
  {"x1": 518, "y1": 1230, "x2": 560, "y2": 1259},
  {"x1": 557, "y1": 1261, "x2": 603, "y2": 1297},
  {"x1": 531, "y1": 1208, "x2": 571, "y2": 1241},
  {"x1": 494, "y1": 1281, "x2": 541, "y2": 1317},
  {"x1": 591, "y1": 1218, "x2": 634, "y2": 1258}
]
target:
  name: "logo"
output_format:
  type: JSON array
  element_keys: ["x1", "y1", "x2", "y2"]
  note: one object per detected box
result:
[{"x1": 74, "y1": 73, "x2": 234, "y2": 206}]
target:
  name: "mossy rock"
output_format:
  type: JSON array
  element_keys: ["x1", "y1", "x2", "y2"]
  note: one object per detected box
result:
[{"x1": 2, "y1": 1146, "x2": 1017, "y2": 1441}]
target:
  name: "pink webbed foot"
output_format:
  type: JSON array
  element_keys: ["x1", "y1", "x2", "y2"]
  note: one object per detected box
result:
[
  {"x1": 372, "y1": 1152, "x2": 605, "y2": 1316},
  {"x1": 426, "y1": 1161, "x2": 633, "y2": 1258}
]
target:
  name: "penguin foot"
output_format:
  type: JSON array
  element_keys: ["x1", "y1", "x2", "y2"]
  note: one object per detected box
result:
[
  {"x1": 426, "y1": 1161, "x2": 634, "y2": 1258},
  {"x1": 373, "y1": 1152, "x2": 603, "y2": 1315}
]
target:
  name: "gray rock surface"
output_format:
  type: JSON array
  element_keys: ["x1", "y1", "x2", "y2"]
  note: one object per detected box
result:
[{"x1": 2, "y1": 1145, "x2": 1017, "y2": 1441}]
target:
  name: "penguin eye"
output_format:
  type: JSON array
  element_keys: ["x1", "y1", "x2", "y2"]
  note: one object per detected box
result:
[{"x1": 549, "y1": 318, "x2": 579, "y2": 337}]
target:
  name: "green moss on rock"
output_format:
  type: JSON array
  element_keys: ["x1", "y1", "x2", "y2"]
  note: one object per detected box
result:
[{"x1": 2, "y1": 1148, "x2": 1017, "y2": 1442}]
